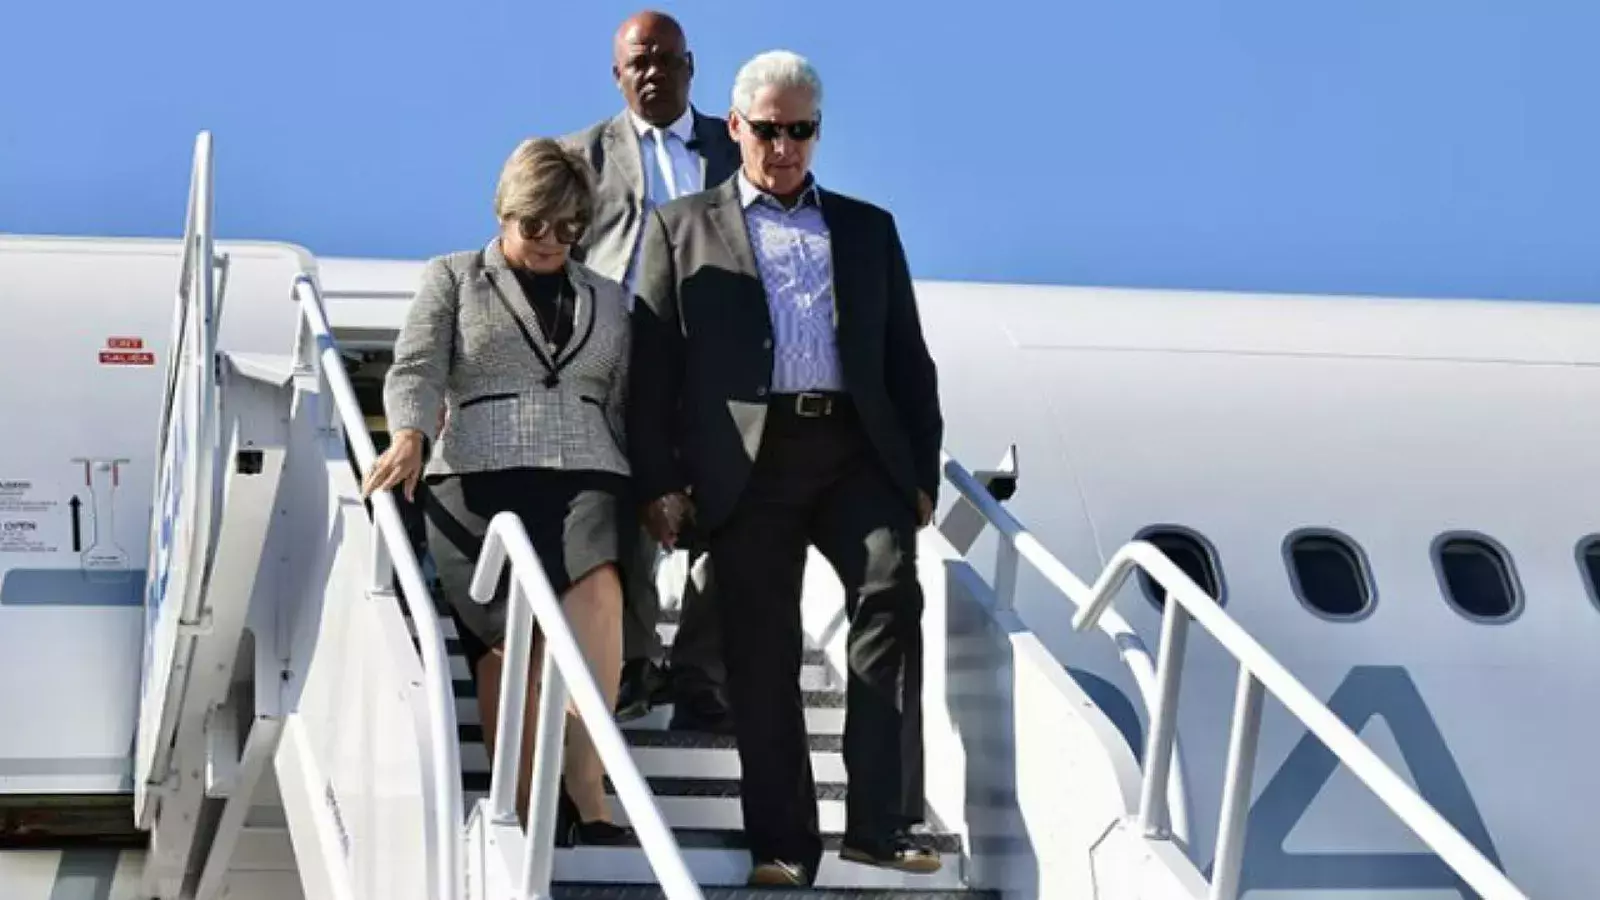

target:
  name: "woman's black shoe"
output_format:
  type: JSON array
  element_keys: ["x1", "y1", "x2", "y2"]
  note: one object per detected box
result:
[
  {"x1": 572, "y1": 818, "x2": 631, "y2": 846},
  {"x1": 554, "y1": 788, "x2": 631, "y2": 846}
]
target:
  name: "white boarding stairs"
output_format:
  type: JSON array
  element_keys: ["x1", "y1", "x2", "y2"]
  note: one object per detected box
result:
[{"x1": 129, "y1": 132, "x2": 1532, "y2": 900}]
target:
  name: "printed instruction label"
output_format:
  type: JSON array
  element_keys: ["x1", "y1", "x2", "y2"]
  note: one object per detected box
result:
[{"x1": 0, "y1": 479, "x2": 62, "y2": 554}]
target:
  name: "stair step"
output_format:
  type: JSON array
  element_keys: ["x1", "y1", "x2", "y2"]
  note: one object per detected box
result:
[
  {"x1": 552, "y1": 888, "x2": 993, "y2": 899},
  {"x1": 453, "y1": 687, "x2": 845, "y2": 718},
  {"x1": 605, "y1": 793, "x2": 848, "y2": 833},
  {"x1": 444, "y1": 641, "x2": 831, "y2": 671},
  {"x1": 461, "y1": 747, "x2": 850, "y2": 784},
  {"x1": 450, "y1": 667, "x2": 836, "y2": 696},
  {"x1": 456, "y1": 708, "x2": 850, "y2": 776},
  {"x1": 607, "y1": 777, "x2": 848, "y2": 800},
  {"x1": 462, "y1": 775, "x2": 850, "y2": 803},
  {"x1": 457, "y1": 724, "x2": 843, "y2": 754},
  {"x1": 623, "y1": 704, "x2": 846, "y2": 735},
  {"x1": 552, "y1": 841, "x2": 965, "y2": 890}
]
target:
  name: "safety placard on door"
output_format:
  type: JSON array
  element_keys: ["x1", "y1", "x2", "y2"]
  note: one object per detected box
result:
[{"x1": 0, "y1": 478, "x2": 63, "y2": 554}]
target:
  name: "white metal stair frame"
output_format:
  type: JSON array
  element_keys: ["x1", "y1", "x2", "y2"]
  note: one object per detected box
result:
[
  {"x1": 135, "y1": 131, "x2": 224, "y2": 850},
  {"x1": 938, "y1": 456, "x2": 1530, "y2": 900},
  {"x1": 287, "y1": 273, "x2": 465, "y2": 900},
  {"x1": 1071, "y1": 544, "x2": 1530, "y2": 900},
  {"x1": 939, "y1": 449, "x2": 1195, "y2": 847},
  {"x1": 466, "y1": 514, "x2": 700, "y2": 900},
  {"x1": 135, "y1": 132, "x2": 304, "y2": 900}
]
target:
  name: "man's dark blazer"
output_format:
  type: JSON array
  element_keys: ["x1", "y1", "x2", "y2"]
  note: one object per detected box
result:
[
  {"x1": 628, "y1": 176, "x2": 943, "y2": 532},
  {"x1": 561, "y1": 108, "x2": 742, "y2": 285}
]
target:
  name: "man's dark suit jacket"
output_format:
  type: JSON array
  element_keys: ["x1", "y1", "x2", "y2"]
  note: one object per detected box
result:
[
  {"x1": 629, "y1": 176, "x2": 944, "y2": 532},
  {"x1": 561, "y1": 109, "x2": 742, "y2": 285}
]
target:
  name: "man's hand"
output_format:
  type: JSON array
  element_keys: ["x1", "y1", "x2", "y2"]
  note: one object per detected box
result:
[
  {"x1": 644, "y1": 492, "x2": 695, "y2": 549},
  {"x1": 916, "y1": 490, "x2": 934, "y2": 529}
]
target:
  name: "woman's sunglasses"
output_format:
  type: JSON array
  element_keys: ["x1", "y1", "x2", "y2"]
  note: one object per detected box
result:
[
  {"x1": 746, "y1": 119, "x2": 819, "y2": 142},
  {"x1": 519, "y1": 216, "x2": 587, "y2": 245}
]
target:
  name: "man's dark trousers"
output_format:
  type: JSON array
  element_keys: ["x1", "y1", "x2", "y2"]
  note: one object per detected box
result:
[
  {"x1": 621, "y1": 523, "x2": 725, "y2": 702},
  {"x1": 710, "y1": 395, "x2": 926, "y2": 875}
]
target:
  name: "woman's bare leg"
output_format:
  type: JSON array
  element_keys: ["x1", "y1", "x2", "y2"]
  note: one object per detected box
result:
[
  {"x1": 470, "y1": 563, "x2": 622, "y2": 825},
  {"x1": 558, "y1": 563, "x2": 624, "y2": 823}
]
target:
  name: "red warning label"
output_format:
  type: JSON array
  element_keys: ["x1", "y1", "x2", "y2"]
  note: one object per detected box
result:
[
  {"x1": 99, "y1": 336, "x2": 154, "y2": 366},
  {"x1": 99, "y1": 350, "x2": 156, "y2": 366}
]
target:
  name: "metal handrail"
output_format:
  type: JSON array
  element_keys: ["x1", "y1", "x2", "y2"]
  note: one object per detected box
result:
[
  {"x1": 141, "y1": 130, "x2": 223, "y2": 805},
  {"x1": 291, "y1": 274, "x2": 464, "y2": 900},
  {"x1": 472, "y1": 512, "x2": 701, "y2": 900},
  {"x1": 154, "y1": 131, "x2": 211, "y2": 468},
  {"x1": 940, "y1": 454, "x2": 1193, "y2": 845},
  {"x1": 1072, "y1": 542, "x2": 1528, "y2": 900}
]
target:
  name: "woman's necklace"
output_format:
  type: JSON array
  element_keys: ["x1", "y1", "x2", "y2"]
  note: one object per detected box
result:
[{"x1": 526, "y1": 277, "x2": 568, "y2": 356}]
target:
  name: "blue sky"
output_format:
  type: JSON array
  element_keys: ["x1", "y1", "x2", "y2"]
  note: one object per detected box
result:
[{"x1": 2, "y1": 0, "x2": 1596, "y2": 302}]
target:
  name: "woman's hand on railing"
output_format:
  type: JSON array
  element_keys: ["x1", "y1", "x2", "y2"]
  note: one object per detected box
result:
[{"x1": 362, "y1": 429, "x2": 425, "y2": 501}]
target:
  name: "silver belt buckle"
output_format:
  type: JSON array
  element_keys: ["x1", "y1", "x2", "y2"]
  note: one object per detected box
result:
[{"x1": 794, "y1": 392, "x2": 833, "y2": 418}]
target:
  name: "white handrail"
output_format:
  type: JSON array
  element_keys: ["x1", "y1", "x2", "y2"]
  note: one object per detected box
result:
[
  {"x1": 141, "y1": 130, "x2": 223, "y2": 801},
  {"x1": 290, "y1": 274, "x2": 464, "y2": 900},
  {"x1": 472, "y1": 512, "x2": 701, "y2": 900},
  {"x1": 939, "y1": 454, "x2": 1193, "y2": 844},
  {"x1": 1072, "y1": 543, "x2": 1528, "y2": 900}
]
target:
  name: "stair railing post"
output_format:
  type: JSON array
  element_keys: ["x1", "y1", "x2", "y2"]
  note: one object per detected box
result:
[
  {"x1": 1208, "y1": 666, "x2": 1266, "y2": 900},
  {"x1": 489, "y1": 580, "x2": 534, "y2": 826},
  {"x1": 1138, "y1": 593, "x2": 1190, "y2": 838},
  {"x1": 994, "y1": 538, "x2": 1020, "y2": 613},
  {"x1": 521, "y1": 632, "x2": 570, "y2": 898},
  {"x1": 367, "y1": 527, "x2": 393, "y2": 597}
]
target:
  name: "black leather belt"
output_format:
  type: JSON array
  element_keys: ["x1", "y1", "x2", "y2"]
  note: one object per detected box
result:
[{"x1": 773, "y1": 391, "x2": 849, "y2": 418}]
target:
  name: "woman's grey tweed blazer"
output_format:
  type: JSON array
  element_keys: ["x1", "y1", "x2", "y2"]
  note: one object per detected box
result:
[{"x1": 383, "y1": 238, "x2": 630, "y2": 478}]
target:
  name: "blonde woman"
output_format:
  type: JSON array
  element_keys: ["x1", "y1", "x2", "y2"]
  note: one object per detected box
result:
[{"x1": 364, "y1": 138, "x2": 629, "y2": 845}]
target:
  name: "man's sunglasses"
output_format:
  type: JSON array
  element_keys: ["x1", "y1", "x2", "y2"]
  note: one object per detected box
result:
[
  {"x1": 519, "y1": 216, "x2": 587, "y2": 245},
  {"x1": 746, "y1": 119, "x2": 819, "y2": 142}
]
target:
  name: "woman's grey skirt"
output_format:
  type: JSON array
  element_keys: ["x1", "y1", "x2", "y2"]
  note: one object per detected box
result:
[{"x1": 423, "y1": 466, "x2": 629, "y2": 667}]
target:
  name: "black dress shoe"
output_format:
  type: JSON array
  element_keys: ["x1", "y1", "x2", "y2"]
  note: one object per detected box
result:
[
  {"x1": 839, "y1": 829, "x2": 943, "y2": 873},
  {"x1": 747, "y1": 859, "x2": 810, "y2": 886},
  {"x1": 668, "y1": 685, "x2": 733, "y2": 733},
  {"x1": 615, "y1": 658, "x2": 666, "y2": 722}
]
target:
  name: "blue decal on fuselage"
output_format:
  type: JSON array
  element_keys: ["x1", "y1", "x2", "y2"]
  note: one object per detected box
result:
[{"x1": 1222, "y1": 665, "x2": 1500, "y2": 897}]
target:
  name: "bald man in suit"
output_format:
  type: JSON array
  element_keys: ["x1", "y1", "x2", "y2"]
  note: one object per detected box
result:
[{"x1": 562, "y1": 10, "x2": 741, "y2": 731}]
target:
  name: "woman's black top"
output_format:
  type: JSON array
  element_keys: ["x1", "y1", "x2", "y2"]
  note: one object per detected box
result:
[{"x1": 513, "y1": 268, "x2": 576, "y2": 356}]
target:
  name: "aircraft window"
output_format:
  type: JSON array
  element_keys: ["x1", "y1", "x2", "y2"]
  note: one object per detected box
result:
[
  {"x1": 1576, "y1": 536, "x2": 1600, "y2": 611},
  {"x1": 1432, "y1": 534, "x2": 1521, "y2": 622},
  {"x1": 1135, "y1": 527, "x2": 1225, "y2": 609},
  {"x1": 1285, "y1": 530, "x2": 1374, "y2": 620}
]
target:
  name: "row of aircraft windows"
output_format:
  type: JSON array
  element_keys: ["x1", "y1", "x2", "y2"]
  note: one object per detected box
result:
[{"x1": 1131, "y1": 526, "x2": 1595, "y2": 623}]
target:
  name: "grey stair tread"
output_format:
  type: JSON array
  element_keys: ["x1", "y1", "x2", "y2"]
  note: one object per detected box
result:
[
  {"x1": 554, "y1": 828, "x2": 962, "y2": 854},
  {"x1": 553, "y1": 883, "x2": 985, "y2": 890},
  {"x1": 462, "y1": 770, "x2": 852, "y2": 801},
  {"x1": 599, "y1": 777, "x2": 849, "y2": 800},
  {"x1": 441, "y1": 641, "x2": 831, "y2": 668},
  {"x1": 452, "y1": 681, "x2": 844, "y2": 708},
  {"x1": 456, "y1": 724, "x2": 842, "y2": 753}
]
